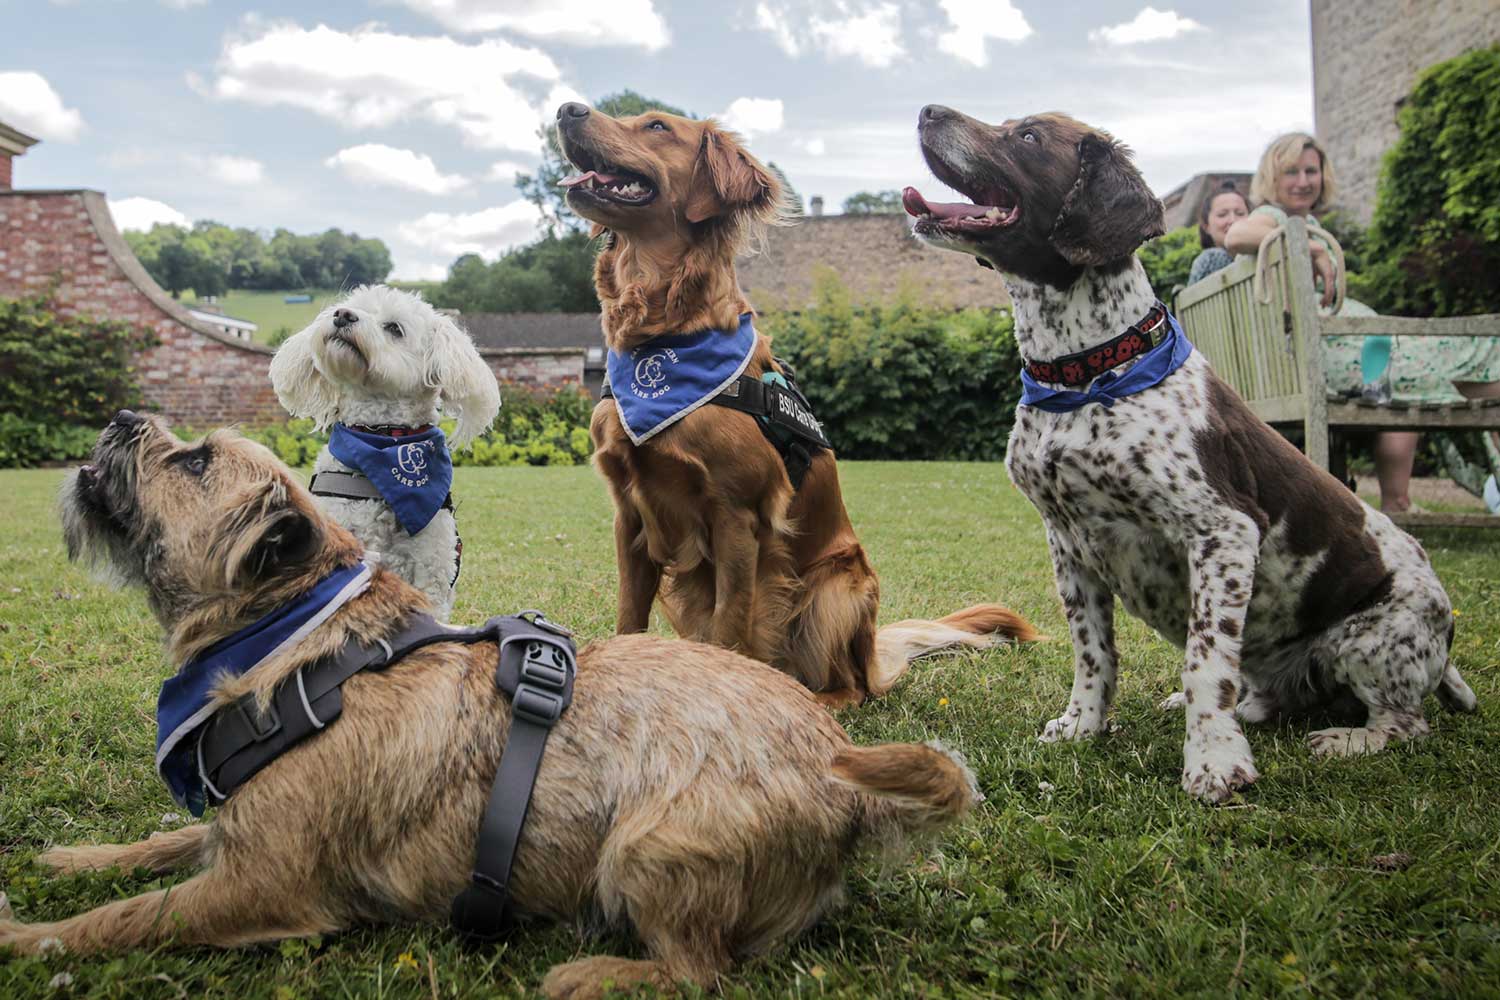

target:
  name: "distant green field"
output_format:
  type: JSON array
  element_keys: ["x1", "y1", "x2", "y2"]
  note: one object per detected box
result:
[{"x1": 183, "y1": 289, "x2": 341, "y2": 344}]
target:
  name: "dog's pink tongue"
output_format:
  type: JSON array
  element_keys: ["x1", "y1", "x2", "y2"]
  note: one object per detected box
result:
[
  {"x1": 558, "y1": 170, "x2": 625, "y2": 188},
  {"x1": 902, "y1": 186, "x2": 983, "y2": 220}
]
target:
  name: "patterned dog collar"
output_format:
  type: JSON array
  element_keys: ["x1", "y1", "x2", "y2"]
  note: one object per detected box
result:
[{"x1": 1023, "y1": 301, "x2": 1171, "y2": 387}]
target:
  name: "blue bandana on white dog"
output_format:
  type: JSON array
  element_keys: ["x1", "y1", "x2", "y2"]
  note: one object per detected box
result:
[
  {"x1": 155, "y1": 562, "x2": 372, "y2": 815},
  {"x1": 328, "y1": 424, "x2": 453, "y2": 535},
  {"x1": 605, "y1": 313, "x2": 758, "y2": 444}
]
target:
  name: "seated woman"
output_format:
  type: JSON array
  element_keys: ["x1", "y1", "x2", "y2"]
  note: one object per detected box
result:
[
  {"x1": 1225, "y1": 132, "x2": 1500, "y2": 511},
  {"x1": 1187, "y1": 181, "x2": 1249, "y2": 285}
]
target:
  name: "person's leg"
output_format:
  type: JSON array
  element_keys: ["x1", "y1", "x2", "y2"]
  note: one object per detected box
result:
[{"x1": 1375, "y1": 432, "x2": 1419, "y2": 512}]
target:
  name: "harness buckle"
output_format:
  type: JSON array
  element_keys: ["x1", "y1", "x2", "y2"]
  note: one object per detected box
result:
[
  {"x1": 515, "y1": 609, "x2": 573, "y2": 638},
  {"x1": 236, "y1": 697, "x2": 281, "y2": 742},
  {"x1": 519, "y1": 641, "x2": 569, "y2": 690},
  {"x1": 513, "y1": 686, "x2": 565, "y2": 726}
]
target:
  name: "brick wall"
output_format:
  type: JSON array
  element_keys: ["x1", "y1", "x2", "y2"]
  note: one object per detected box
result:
[
  {"x1": 737, "y1": 214, "x2": 1010, "y2": 310},
  {"x1": 481, "y1": 347, "x2": 585, "y2": 391},
  {"x1": 0, "y1": 189, "x2": 286, "y2": 427},
  {"x1": 1311, "y1": 0, "x2": 1500, "y2": 223},
  {"x1": 0, "y1": 154, "x2": 12, "y2": 191}
]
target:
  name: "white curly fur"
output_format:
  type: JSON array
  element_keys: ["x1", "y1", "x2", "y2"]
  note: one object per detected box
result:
[{"x1": 269, "y1": 285, "x2": 500, "y2": 618}]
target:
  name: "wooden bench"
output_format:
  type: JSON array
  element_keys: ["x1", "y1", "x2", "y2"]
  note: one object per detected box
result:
[{"x1": 1175, "y1": 216, "x2": 1500, "y2": 529}]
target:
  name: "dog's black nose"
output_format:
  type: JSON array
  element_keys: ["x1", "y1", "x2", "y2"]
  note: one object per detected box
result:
[
  {"x1": 332, "y1": 308, "x2": 358, "y2": 328},
  {"x1": 557, "y1": 102, "x2": 590, "y2": 122},
  {"x1": 920, "y1": 104, "x2": 953, "y2": 125},
  {"x1": 110, "y1": 409, "x2": 142, "y2": 428}
]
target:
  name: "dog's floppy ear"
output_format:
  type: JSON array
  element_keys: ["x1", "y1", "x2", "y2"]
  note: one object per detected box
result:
[
  {"x1": 685, "y1": 125, "x2": 781, "y2": 225},
  {"x1": 425, "y1": 312, "x2": 501, "y2": 448},
  {"x1": 269, "y1": 322, "x2": 340, "y2": 431},
  {"x1": 1049, "y1": 132, "x2": 1165, "y2": 267},
  {"x1": 218, "y1": 483, "x2": 323, "y2": 589}
]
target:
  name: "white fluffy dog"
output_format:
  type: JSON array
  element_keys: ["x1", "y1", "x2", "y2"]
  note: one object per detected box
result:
[{"x1": 270, "y1": 285, "x2": 500, "y2": 619}]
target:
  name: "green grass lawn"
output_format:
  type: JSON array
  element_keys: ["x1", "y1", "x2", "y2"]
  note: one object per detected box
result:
[
  {"x1": 183, "y1": 290, "x2": 341, "y2": 345},
  {"x1": 2, "y1": 463, "x2": 1498, "y2": 998}
]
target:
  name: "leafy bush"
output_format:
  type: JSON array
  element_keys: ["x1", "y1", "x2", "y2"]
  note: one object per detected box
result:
[
  {"x1": 0, "y1": 295, "x2": 156, "y2": 466},
  {"x1": 1136, "y1": 227, "x2": 1202, "y2": 298},
  {"x1": 1360, "y1": 44, "x2": 1500, "y2": 317},
  {"x1": 192, "y1": 387, "x2": 597, "y2": 469},
  {"x1": 0, "y1": 414, "x2": 99, "y2": 468},
  {"x1": 758, "y1": 269, "x2": 1022, "y2": 461}
]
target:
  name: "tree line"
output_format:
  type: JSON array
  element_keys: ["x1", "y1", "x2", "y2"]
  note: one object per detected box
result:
[{"x1": 124, "y1": 221, "x2": 392, "y2": 298}]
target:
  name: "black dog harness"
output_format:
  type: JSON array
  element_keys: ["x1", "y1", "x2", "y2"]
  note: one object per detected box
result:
[
  {"x1": 603, "y1": 361, "x2": 832, "y2": 488},
  {"x1": 194, "y1": 609, "x2": 577, "y2": 941}
]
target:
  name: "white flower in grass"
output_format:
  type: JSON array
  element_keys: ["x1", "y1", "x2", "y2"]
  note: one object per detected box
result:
[
  {"x1": 49, "y1": 972, "x2": 75, "y2": 990},
  {"x1": 38, "y1": 936, "x2": 66, "y2": 954}
]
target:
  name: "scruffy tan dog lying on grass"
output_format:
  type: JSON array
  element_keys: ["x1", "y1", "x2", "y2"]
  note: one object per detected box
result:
[{"x1": 0, "y1": 411, "x2": 978, "y2": 998}]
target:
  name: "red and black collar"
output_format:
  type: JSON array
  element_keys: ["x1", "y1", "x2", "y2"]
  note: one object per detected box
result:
[
  {"x1": 1023, "y1": 301, "x2": 1171, "y2": 387},
  {"x1": 346, "y1": 423, "x2": 435, "y2": 438}
]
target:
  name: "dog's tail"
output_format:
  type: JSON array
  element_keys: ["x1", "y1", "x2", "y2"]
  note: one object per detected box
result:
[
  {"x1": 1436, "y1": 662, "x2": 1478, "y2": 714},
  {"x1": 35, "y1": 824, "x2": 212, "y2": 875},
  {"x1": 833, "y1": 741, "x2": 979, "y2": 848},
  {"x1": 867, "y1": 603, "x2": 1042, "y2": 696}
]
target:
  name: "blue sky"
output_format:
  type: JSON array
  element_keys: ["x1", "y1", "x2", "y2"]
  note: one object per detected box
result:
[{"x1": 2, "y1": 0, "x2": 1313, "y2": 280}]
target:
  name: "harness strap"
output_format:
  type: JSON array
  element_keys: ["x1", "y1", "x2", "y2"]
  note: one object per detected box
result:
[
  {"x1": 602, "y1": 362, "x2": 831, "y2": 489},
  {"x1": 194, "y1": 610, "x2": 577, "y2": 941},
  {"x1": 310, "y1": 469, "x2": 455, "y2": 512}
]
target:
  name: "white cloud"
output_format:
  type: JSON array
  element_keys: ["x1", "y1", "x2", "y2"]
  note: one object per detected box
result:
[
  {"x1": 1090, "y1": 7, "x2": 1204, "y2": 46},
  {"x1": 326, "y1": 144, "x2": 468, "y2": 195},
  {"x1": 194, "y1": 154, "x2": 264, "y2": 185},
  {"x1": 204, "y1": 20, "x2": 570, "y2": 151},
  {"x1": 719, "y1": 98, "x2": 784, "y2": 139},
  {"x1": 109, "y1": 196, "x2": 189, "y2": 232},
  {"x1": 754, "y1": 2, "x2": 905, "y2": 68},
  {"x1": 936, "y1": 0, "x2": 1032, "y2": 67},
  {"x1": 397, "y1": 200, "x2": 545, "y2": 259},
  {"x1": 396, "y1": 0, "x2": 669, "y2": 50},
  {"x1": 0, "y1": 71, "x2": 85, "y2": 141},
  {"x1": 486, "y1": 160, "x2": 532, "y2": 184},
  {"x1": 160, "y1": 0, "x2": 208, "y2": 8},
  {"x1": 800, "y1": 137, "x2": 826, "y2": 156}
]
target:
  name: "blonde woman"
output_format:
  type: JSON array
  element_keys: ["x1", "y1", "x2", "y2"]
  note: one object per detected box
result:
[{"x1": 1226, "y1": 132, "x2": 1500, "y2": 511}]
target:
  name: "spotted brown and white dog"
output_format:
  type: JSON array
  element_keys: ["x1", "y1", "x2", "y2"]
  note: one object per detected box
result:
[{"x1": 904, "y1": 105, "x2": 1477, "y2": 803}]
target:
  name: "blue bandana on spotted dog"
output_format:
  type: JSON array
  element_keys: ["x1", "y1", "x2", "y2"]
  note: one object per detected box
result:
[
  {"x1": 1020, "y1": 311, "x2": 1194, "y2": 413},
  {"x1": 154, "y1": 562, "x2": 372, "y2": 816},
  {"x1": 606, "y1": 313, "x2": 757, "y2": 444},
  {"x1": 327, "y1": 424, "x2": 452, "y2": 535}
]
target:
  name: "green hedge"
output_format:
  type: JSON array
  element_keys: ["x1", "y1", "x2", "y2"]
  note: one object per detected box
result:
[
  {"x1": 210, "y1": 387, "x2": 596, "y2": 469},
  {"x1": 758, "y1": 270, "x2": 1022, "y2": 461},
  {"x1": 0, "y1": 295, "x2": 156, "y2": 467}
]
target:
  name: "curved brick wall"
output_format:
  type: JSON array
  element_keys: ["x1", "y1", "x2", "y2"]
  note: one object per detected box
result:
[{"x1": 0, "y1": 189, "x2": 285, "y2": 427}]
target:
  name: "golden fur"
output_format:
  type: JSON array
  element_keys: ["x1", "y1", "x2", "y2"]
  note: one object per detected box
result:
[
  {"x1": 557, "y1": 105, "x2": 1039, "y2": 706},
  {"x1": 5, "y1": 415, "x2": 979, "y2": 998}
]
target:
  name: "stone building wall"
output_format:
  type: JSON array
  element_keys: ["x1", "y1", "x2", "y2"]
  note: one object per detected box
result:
[
  {"x1": 481, "y1": 347, "x2": 585, "y2": 392},
  {"x1": 0, "y1": 188, "x2": 286, "y2": 427},
  {"x1": 1311, "y1": 0, "x2": 1500, "y2": 223},
  {"x1": 737, "y1": 214, "x2": 1010, "y2": 310}
]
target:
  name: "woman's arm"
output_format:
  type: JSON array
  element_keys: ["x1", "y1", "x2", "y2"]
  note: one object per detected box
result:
[{"x1": 1224, "y1": 212, "x2": 1278, "y2": 254}]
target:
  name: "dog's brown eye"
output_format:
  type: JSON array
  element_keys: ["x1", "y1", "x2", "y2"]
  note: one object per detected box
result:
[
  {"x1": 383, "y1": 322, "x2": 404, "y2": 338},
  {"x1": 179, "y1": 449, "x2": 209, "y2": 477},
  {"x1": 646, "y1": 120, "x2": 668, "y2": 132},
  {"x1": 1022, "y1": 131, "x2": 1037, "y2": 143}
]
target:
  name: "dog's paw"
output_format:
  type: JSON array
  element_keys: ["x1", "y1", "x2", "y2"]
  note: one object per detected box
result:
[
  {"x1": 542, "y1": 956, "x2": 669, "y2": 1000},
  {"x1": 1308, "y1": 726, "x2": 1390, "y2": 757},
  {"x1": 1158, "y1": 691, "x2": 1187, "y2": 711},
  {"x1": 1039, "y1": 712, "x2": 1110, "y2": 743},
  {"x1": 1181, "y1": 731, "x2": 1259, "y2": 803}
]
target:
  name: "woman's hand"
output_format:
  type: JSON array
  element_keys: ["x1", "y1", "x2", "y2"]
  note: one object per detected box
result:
[
  {"x1": 1223, "y1": 212, "x2": 1276, "y2": 255},
  {"x1": 1309, "y1": 242, "x2": 1338, "y2": 308}
]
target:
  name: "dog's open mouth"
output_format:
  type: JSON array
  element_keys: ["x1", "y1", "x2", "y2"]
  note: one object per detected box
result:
[
  {"x1": 901, "y1": 185, "x2": 1020, "y2": 234},
  {"x1": 558, "y1": 139, "x2": 657, "y2": 207}
]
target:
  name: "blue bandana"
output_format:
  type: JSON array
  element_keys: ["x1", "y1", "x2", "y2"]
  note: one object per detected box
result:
[
  {"x1": 327, "y1": 424, "x2": 453, "y2": 535},
  {"x1": 1020, "y1": 311, "x2": 1194, "y2": 413},
  {"x1": 155, "y1": 562, "x2": 372, "y2": 815},
  {"x1": 605, "y1": 313, "x2": 758, "y2": 444}
]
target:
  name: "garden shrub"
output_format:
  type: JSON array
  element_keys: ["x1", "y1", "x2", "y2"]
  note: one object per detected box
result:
[
  {"x1": 1359, "y1": 44, "x2": 1500, "y2": 317},
  {"x1": 1136, "y1": 227, "x2": 1201, "y2": 298},
  {"x1": 185, "y1": 387, "x2": 597, "y2": 469},
  {"x1": 758, "y1": 269, "x2": 1022, "y2": 461},
  {"x1": 0, "y1": 294, "x2": 156, "y2": 467}
]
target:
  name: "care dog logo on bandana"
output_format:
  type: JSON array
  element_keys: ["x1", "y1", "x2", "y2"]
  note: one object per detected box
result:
[
  {"x1": 396, "y1": 442, "x2": 429, "y2": 479},
  {"x1": 631, "y1": 349, "x2": 679, "y2": 399}
]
